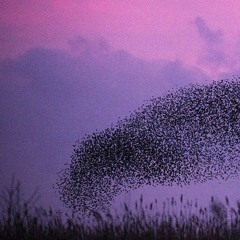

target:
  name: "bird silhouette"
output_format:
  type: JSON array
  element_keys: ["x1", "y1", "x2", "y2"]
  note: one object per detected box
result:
[{"x1": 57, "y1": 77, "x2": 240, "y2": 214}]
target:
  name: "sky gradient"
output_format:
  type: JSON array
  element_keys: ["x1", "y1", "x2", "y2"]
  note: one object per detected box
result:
[{"x1": 1, "y1": 1, "x2": 240, "y2": 212}]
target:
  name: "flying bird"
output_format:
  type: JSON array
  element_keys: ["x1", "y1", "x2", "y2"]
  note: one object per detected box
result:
[{"x1": 57, "y1": 78, "x2": 240, "y2": 214}]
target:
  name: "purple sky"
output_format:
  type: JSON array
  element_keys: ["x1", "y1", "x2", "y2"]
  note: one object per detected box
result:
[{"x1": 1, "y1": 1, "x2": 240, "y2": 213}]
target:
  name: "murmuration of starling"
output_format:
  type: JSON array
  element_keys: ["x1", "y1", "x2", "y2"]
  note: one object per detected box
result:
[{"x1": 57, "y1": 77, "x2": 240, "y2": 214}]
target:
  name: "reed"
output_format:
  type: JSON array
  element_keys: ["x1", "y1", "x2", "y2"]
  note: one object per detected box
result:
[{"x1": 1, "y1": 178, "x2": 240, "y2": 239}]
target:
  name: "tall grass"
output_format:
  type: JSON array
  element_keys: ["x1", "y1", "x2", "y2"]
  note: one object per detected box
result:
[{"x1": 1, "y1": 178, "x2": 240, "y2": 239}]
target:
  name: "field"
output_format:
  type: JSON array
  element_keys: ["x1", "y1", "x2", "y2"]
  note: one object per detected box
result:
[{"x1": 1, "y1": 179, "x2": 240, "y2": 239}]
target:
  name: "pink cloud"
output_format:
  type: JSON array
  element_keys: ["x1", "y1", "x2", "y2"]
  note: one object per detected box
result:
[{"x1": 1, "y1": 0, "x2": 240, "y2": 77}]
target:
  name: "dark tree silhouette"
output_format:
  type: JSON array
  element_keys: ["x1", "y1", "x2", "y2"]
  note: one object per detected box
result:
[{"x1": 57, "y1": 78, "x2": 240, "y2": 213}]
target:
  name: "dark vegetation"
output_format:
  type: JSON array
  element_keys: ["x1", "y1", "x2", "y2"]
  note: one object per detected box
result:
[{"x1": 2, "y1": 178, "x2": 240, "y2": 239}]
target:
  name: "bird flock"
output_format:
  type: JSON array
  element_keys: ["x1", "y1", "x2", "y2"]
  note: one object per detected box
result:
[{"x1": 57, "y1": 78, "x2": 240, "y2": 214}]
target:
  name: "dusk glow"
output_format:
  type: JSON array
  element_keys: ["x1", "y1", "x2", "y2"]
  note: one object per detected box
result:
[{"x1": 1, "y1": 0, "x2": 240, "y2": 216}]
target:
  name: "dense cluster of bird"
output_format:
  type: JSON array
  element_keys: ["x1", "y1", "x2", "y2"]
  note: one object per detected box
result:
[{"x1": 57, "y1": 78, "x2": 240, "y2": 214}]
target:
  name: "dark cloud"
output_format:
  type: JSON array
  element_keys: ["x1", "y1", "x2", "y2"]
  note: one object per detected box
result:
[
  {"x1": 68, "y1": 35, "x2": 111, "y2": 58},
  {"x1": 195, "y1": 17, "x2": 222, "y2": 45},
  {"x1": 194, "y1": 16, "x2": 226, "y2": 69},
  {"x1": 0, "y1": 39, "x2": 209, "y2": 210}
]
